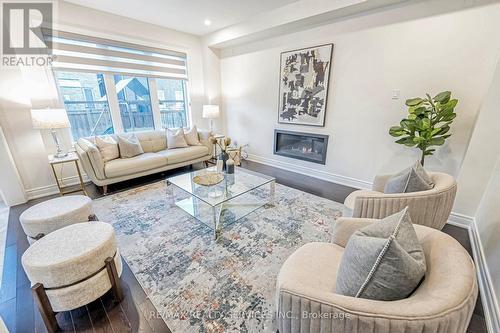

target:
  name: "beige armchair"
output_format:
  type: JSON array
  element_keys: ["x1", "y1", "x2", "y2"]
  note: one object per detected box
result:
[
  {"x1": 276, "y1": 217, "x2": 477, "y2": 333},
  {"x1": 343, "y1": 172, "x2": 457, "y2": 230}
]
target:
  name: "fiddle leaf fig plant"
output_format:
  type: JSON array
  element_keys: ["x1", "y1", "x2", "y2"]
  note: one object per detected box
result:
[{"x1": 389, "y1": 91, "x2": 458, "y2": 165}]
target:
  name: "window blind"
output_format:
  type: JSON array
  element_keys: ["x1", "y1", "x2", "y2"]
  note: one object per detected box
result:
[{"x1": 44, "y1": 30, "x2": 188, "y2": 79}]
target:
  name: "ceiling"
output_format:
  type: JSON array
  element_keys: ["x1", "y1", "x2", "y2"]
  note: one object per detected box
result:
[{"x1": 62, "y1": 0, "x2": 300, "y2": 36}]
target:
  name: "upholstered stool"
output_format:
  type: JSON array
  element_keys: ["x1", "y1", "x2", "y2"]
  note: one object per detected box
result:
[
  {"x1": 19, "y1": 195, "x2": 93, "y2": 244},
  {"x1": 21, "y1": 222, "x2": 123, "y2": 333}
]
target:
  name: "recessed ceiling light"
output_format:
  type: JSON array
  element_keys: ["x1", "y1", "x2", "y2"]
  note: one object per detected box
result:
[{"x1": 204, "y1": 19, "x2": 212, "y2": 26}]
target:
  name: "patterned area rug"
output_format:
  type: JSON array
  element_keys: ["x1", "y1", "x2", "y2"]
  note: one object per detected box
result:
[{"x1": 93, "y1": 179, "x2": 344, "y2": 332}]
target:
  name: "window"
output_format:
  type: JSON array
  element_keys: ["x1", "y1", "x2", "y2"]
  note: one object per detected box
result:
[
  {"x1": 114, "y1": 75, "x2": 154, "y2": 132},
  {"x1": 49, "y1": 30, "x2": 190, "y2": 140},
  {"x1": 156, "y1": 78, "x2": 188, "y2": 128},
  {"x1": 54, "y1": 71, "x2": 113, "y2": 138}
]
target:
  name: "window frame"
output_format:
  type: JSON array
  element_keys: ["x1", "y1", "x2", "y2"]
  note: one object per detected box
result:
[
  {"x1": 156, "y1": 78, "x2": 191, "y2": 130},
  {"x1": 53, "y1": 69, "x2": 191, "y2": 141}
]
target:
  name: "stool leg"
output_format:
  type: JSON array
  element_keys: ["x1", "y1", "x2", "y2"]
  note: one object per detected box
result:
[
  {"x1": 105, "y1": 257, "x2": 123, "y2": 303},
  {"x1": 32, "y1": 283, "x2": 59, "y2": 333}
]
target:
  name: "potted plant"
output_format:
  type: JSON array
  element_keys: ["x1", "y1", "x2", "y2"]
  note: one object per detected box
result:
[{"x1": 389, "y1": 91, "x2": 458, "y2": 165}]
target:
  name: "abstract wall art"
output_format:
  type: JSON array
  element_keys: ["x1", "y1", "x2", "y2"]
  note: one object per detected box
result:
[{"x1": 278, "y1": 44, "x2": 333, "y2": 126}]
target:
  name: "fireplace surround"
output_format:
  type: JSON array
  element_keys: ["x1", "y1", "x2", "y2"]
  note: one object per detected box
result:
[{"x1": 273, "y1": 129, "x2": 329, "y2": 164}]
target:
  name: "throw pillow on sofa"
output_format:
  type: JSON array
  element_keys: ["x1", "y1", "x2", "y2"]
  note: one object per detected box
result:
[
  {"x1": 117, "y1": 134, "x2": 144, "y2": 158},
  {"x1": 335, "y1": 207, "x2": 426, "y2": 301},
  {"x1": 166, "y1": 128, "x2": 189, "y2": 149},
  {"x1": 184, "y1": 126, "x2": 201, "y2": 146},
  {"x1": 384, "y1": 160, "x2": 434, "y2": 193},
  {"x1": 95, "y1": 135, "x2": 119, "y2": 162}
]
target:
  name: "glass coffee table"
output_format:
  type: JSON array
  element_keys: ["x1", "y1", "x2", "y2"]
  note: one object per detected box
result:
[{"x1": 166, "y1": 167, "x2": 276, "y2": 239}]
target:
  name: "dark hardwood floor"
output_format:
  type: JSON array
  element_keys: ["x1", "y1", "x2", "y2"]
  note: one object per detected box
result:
[{"x1": 0, "y1": 160, "x2": 487, "y2": 332}]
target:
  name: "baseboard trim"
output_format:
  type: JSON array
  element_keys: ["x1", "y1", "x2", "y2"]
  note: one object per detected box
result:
[
  {"x1": 247, "y1": 154, "x2": 372, "y2": 190},
  {"x1": 26, "y1": 175, "x2": 90, "y2": 200},
  {"x1": 469, "y1": 220, "x2": 500, "y2": 333},
  {"x1": 447, "y1": 212, "x2": 474, "y2": 229}
]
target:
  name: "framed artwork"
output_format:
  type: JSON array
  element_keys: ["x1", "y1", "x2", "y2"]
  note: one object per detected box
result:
[{"x1": 278, "y1": 44, "x2": 333, "y2": 126}]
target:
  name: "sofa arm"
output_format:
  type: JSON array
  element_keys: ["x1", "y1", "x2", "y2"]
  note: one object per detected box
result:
[
  {"x1": 197, "y1": 129, "x2": 214, "y2": 154},
  {"x1": 75, "y1": 138, "x2": 106, "y2": 180},
  {"x1": 332, "y1": 217, "x2": 377, "y2": 247}
]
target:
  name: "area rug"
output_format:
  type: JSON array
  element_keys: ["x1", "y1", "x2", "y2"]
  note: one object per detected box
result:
[{"x1": 92, "y1": 179, "x2": 344, "y2": 332}]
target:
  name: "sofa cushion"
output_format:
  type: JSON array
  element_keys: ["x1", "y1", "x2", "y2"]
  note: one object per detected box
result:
[
  {"x1": 104, "y1": 153, "x2": 167, "y2": 178},
  {"x1": 166, "y1": 128, "x2": 189, "y2": 149},
  {"x1": 157, "y1": 145, "x2": 209, "y2": 164},
  {"x1": 117, "y1": 134, "x2": 144, "y2": 158},
  {"x1": 134, "y1": 130, "x2": 167, "y2": 153},
  {"x1": 384, "y1": 161, "x2": 434, "y2": 194},
  {"x1": 95, "y1": 135, "x2": 119, "y2": 162},
  {"x1": 335, "y1": 207, "x2": 426, "y2": 301},
  {"x1": 278, "y1": 242, "x2": 343, "y2": 295},
  {"x1": 184, "y1": 126, "x2": 201, "y2": 146}
]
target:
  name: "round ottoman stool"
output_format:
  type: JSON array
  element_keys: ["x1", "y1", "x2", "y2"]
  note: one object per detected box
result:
[
  {"x1": 21, "y1": 222, "x2": 123, "y2": 333},
  {"x1": 20, "y1": 195, "x2": 93, "y2": 244}
]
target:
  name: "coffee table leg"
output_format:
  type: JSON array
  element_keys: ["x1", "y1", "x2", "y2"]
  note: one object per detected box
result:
[
  {"x1": 269, "y1": 181, "x2": 276, "y2": 206},
  {"x1": 166, "y1": 181, "x2": 175, "y2": 206},
  {"x1": 212, "y1": 206, "x2": 219, "y2": 240}
]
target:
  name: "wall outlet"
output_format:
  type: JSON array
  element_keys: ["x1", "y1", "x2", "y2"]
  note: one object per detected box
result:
[{"x1": 392, "y1": 90, "x2": 400, "y2": 100}]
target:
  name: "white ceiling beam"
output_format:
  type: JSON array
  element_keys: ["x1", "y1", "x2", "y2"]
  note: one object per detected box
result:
[{"x1": 204, "y1": 0, "x2": 410, "y2": 49}]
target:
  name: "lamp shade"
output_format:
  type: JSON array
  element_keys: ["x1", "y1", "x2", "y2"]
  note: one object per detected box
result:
[
  {"x1": 31, "y1": 108, "x2": 71, "y2": 129},
  {"x1": 202, "y1": 105, "x2": 220, "y2": 119}
]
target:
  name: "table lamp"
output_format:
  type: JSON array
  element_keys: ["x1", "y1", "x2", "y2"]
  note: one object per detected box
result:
[
  {"x1": 31, "y1": 108, "x2": 71, "y2": 158},
  {"x1": 202, "y1": 105, "x2": 220, "y2": 132}
]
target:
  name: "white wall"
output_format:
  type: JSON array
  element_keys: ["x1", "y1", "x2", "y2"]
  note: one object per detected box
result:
[
  {"x1": 455, "y1": 56, "x2": 500, "y2": 217},
  {"x1": 220, "y1": 2, "x2": 500, "y2": 191},
  {"x1": 0, "y1": 1, "x2": 217, "y2": 199},
  {"x1": 0, "y1": 66, "x2": 57, "y2": 201},
  {"x1": 475, "y1": 156, "x2": 500, "y2": 314},
  {"x1": 0, "y1": 125, "x2": 26, "y2": 206},
  {"x1": 457, "y1": 54, "x2": 500, "y2": 323}
]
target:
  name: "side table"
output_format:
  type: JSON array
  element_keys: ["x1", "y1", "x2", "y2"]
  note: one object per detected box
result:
[
  {"x1": 48, "y1": 152, "x2": 88, "y2": 196},
  {"x1": 227, "y1": 146, "x2": 242, "y2": 166}
]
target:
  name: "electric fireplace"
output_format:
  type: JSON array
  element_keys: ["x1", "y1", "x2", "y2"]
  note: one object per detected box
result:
[{"x1": 274, "y1": 129, "x2": 329, "y2": 164}]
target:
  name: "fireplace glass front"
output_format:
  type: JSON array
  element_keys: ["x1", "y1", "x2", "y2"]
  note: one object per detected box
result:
[{"x1": 274, "y1": 130, "x2": 328, "y2": 164}]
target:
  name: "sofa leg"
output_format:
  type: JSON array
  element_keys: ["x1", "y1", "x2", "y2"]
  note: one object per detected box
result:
[
  {"x1": 32, "y1": 283, "x2": 59, "y2": 333},
  {"x1": 102, "y1": 185, "x2": 108, "y2": 195},
  {"x1": 105, "y1": 257, "x2": 123, "y2": 303},
  {"x1": 204, "y1": 161, "x2": 209, "y2": 168}
]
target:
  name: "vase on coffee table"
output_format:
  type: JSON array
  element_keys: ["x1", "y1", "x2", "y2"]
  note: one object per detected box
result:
[{"x1": 219, "y1": 151, "x2": 228, "y2": 171}]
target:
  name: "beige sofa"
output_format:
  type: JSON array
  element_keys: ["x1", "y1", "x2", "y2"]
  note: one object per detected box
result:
[
  {"x1": 343, "y1": 172, "x2": 457, "y2": 230},
  {"x1": 276, "y1": 217, "x2": 477, "y2": 333},
  {"x1": 75, "y1": 129, "x2": 213, "y2": 193}
]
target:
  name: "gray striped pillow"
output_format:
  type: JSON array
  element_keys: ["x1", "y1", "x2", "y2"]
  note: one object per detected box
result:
[
  {"x1": 335, "y1": 207, "x2": 426, "y2": 300},
  {"x1": 384, "y1": 161, "x2": 434, "y2": 194}
]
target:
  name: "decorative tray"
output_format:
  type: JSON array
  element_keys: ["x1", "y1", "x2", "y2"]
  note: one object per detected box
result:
[{"x1": 193, "y1": 172, "x2": 224, "y2": 186}]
